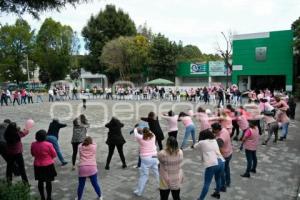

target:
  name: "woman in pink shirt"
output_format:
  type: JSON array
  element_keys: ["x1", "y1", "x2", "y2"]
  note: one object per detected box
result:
[
  {"x1": 219, "y1": 110, "x2": 233, "y2": 134},
  {"x1": 161, "y1": 110, "x2": 179, "y2": 139},
  {"x1": 273, "y1": 96, "x2": 290, "y2": 141},
  {"x1": 31, "y1": 130, "x2": 57, "y2": 200},
  {"x1": 134, "y1": 127, "x2": 159, "y2": 196},
  {"x1": 77, "y1": 136, "x2": 102, "y2": 200},
  {"x1": 240, "y1": 121, "x2": 259, "y2": 178},
  {"x1": 4, "y1": 122, "x2": 29, "y2": 183},
  {"x1": 193, "y1": 107, "x2": 210, "y2": 140},
  {"x1": 178, "y1": 112, "x2": 196, "y2": 149}
]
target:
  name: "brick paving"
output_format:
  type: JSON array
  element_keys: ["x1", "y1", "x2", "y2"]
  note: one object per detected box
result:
[{"x1": 0, "y1": 99, "x2": 299, "y2": 200}]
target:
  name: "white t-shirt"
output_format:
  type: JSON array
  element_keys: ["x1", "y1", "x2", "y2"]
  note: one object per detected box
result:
[{"x1": 194, "y1": 139, "x2": 224, "y2": 168}]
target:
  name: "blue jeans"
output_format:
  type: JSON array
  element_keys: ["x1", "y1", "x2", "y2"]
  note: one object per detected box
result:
[
  {"x1": 198, "y1": 158, "x2": 224, "y2": 200},
  {"x1": 245, "y1": 149, "x2": 257, "y2": 175},
  {"x1": 281, "y1": 122, "x2": 289, "y2": 138},
  {"x1": 36, "y1": 95, "x2": 43, "y2": 103},
  {"x1": 134, "y1": 157, "x2": 159, "y2": 196},
  {"x1": 221, "y1": 154, "x2": 232, "y2": 188},
  {"x1": 46, "y1": 135, "x2": 66, "y2": 164},
  {"x1": 77, "y1": 173, "x2": 101, "y2": 200},
  {"x1": 180, "y1": 125, "x2": 196, "y2": 149}
]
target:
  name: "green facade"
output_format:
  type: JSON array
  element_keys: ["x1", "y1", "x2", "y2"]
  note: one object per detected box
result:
[
  {"x1": 176, "y1": 62, "x2": 209, "y2": 77},
  {"x1": 232, "y1": 30, "x2": 293, "y2": 89}
]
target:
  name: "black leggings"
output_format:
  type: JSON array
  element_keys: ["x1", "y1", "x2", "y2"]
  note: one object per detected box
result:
[
  {"x1": 168, "y1": 131, "x2": 178, "y2": 139},
  {"x1": 105, "y1": 144, "x2": 126, "y2": 167},
  {"x1": 231, "y1": 120, "x2": 239, "y2": 138},
  {"x1": 157, "y1": 139, "x2": 163, "y2": 150},
  {"x1": 6, "y1": 153, "x2": 28, "y2": 183},
  {"x1": 160, "y1": 189, "x2": 181, "y2": 200},
  {"x1": 38, "y1": 181, "x2": 52, "y2": 200},
  {"x1": 72, "y1": 142, "x2": 81, "y2": 166}
]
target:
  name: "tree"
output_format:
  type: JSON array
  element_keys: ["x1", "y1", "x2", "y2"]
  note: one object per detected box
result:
[
  {"x1": 216, "y1": 31, "x2": 233, "y2": 88},
  {"x1": 0, "y1": 0, "x2": 88, "y2": 19},
  {"x1": 0, "y1": 19, "x2": 35, "y2": 83},
  {"x1": 148, "y1": 33, "x2": 181, "y2": 80},
  {"x1": 178, "y1": 45, "x2": 202, "y2": 62},
  {"x1": 35, "y1": 18, "x2": 77, "y2": 85},
  {"x1": 137, "y1": 22, "x2": 154, "y2": 42},
  {"x1": 292, "y1": 17, "x2": 300, "y2": 54},
  {"x1": 81, "y1": 4, "x2": 136, "y2": 77},
  {"x1": 100, "y1": 35, "x2": 150, "y2": 81}
]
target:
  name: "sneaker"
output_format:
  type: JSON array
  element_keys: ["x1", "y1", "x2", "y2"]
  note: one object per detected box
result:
[
  {"x1": 133, "y1": 190, "x2": 141, "y2": 197},
  {"x1": 96, "y1": 197, "x2": 103, "y2": 200},
  {"x1": 233, "y1": 136, "x2": 238, "y2": 141},
  {"x1": 105, "y1": 166, "x2": 110, "y2": 170},
  {"x1": 61, "y1": 162, "x2": 68, "y2": 166},
  {"x1": 211, "y1": 192, "x2": 220, "y2": 199},
  {"x1": 262, "y1": 141, "x2": 267, "y2": 145},
  {"x1": 240, "y1": 173, "x2": 250, "y2": 178},
  {"x1": 72, "y1": 166, "x2": 76, "y2": 171},
  {"x1": 122, "y1": 164, "x2": 127, "y2": 169}
]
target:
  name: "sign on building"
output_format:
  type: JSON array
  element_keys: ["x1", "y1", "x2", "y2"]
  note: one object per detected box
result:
[
  {"x1": 209, "y1": 61, "x2": 231, "y2": 76},
  {"x1": 255, "y1": 47, "x2": 267, "y2": 61},
  {"x1": 190, "y1": 63, "x2": 207, "y2": 74}
]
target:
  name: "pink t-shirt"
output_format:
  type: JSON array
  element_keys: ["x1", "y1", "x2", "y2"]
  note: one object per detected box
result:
[
  {"x1": 31, "y1": 141, "x2": 56, "y2": 167},
  {"x1": 162, "y1": 115, "x2": 178, "y2": 132},
  {"x1": 79, "y1": 143, "x2": 97, "y2": 166},
  {"x1": 195, "y1": 112, "x2": 210, "y2": 131},
  {"x1": 220, "y1": 116, "x2": 232, "y2": 129},
  {"x1": 134, "y1": 129, "x2": 157, "y2": 158},
  {"x1": 216, "y1": 128, "x2": 233, "y2": 158},
  {"x1": 179, "y1": 116, "x2": 193, "y2": 127},
  {"x1": 244, "y1": 127, "x2": 259, "y2": 151},
  {"x1": 236, "y1": 115, "x2": 249, "y2": 131},
  {"x1": 79, "y1": 165, "x2": 97, "y2": 177}
]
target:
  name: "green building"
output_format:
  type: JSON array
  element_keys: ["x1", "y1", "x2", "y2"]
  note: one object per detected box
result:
[
  {"x1": 175, "y1": 61, "x2": 229, "y2": 87},
  {"x1": 232, "y1": 30, "x2": 293, "y2": 92}
]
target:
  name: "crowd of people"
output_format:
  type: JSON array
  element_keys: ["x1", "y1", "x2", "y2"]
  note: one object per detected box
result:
[
  {"x1": 1, "y1": 84, "x2": 295, "y2": 112},
  {"x1": 0, "y1": 86, "x2": 296, "y2": 200}
]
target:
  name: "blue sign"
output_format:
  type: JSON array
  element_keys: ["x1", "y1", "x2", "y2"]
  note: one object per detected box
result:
[{"x1": 190, "y1": 63, "x2": 207, "y2": 74}]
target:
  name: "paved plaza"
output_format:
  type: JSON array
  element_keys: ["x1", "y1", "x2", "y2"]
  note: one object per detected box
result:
[{"x1": 0, "y1": 99, "x2": 300, "y2": 200}]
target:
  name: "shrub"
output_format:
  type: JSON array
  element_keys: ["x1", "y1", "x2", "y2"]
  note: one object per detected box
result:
[{"x1": 0, "y1": 180, "x2": 36, "y2": 200}]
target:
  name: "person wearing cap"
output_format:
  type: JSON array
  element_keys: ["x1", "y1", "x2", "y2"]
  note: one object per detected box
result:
[{"x1": 211, "y1": 123, "x2": 233, "y2": 191}]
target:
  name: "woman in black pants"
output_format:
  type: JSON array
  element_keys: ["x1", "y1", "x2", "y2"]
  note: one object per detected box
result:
[
  {"x1": 71, "y1": 114, "x2": 89, "y2": 170},
  {"x1": 141, "y1": 112, "x2": 165, "y2": 150},
  {"x1": 105, "y1": 117, "x2": 127, "y2": 170},
  {"x1": 4, "y1": 122, "x2": 30, "y2": 184}
]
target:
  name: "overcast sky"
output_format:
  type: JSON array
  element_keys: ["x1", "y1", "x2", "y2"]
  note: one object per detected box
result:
[{"x1": 0, "y1": 0, "x2": 299, "y2": 54}]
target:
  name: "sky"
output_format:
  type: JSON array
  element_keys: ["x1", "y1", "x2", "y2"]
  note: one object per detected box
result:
[{"x1": 0, "y1": 0, "x2": 299, "y2": 54}]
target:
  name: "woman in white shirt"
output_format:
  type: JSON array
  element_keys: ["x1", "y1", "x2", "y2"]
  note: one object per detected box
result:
[{"x1": 194, "y1": 129, "x2": 225, "y2": 200}]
